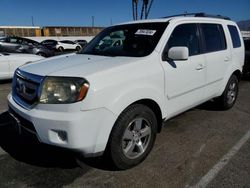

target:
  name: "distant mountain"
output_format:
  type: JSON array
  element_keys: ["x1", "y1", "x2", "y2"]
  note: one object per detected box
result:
[{"x1": 237, "y1": 20, "x2": 250, "y2": 31}]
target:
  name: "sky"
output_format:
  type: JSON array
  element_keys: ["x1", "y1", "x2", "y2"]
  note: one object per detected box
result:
[{"x1": 0, "y1": 0, "x2": 249, "y2": 27}]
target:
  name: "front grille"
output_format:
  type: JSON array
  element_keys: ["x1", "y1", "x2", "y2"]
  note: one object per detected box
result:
[
  {"x1": 13, "y1": 69, "x2": 44, "y2": 109},
  {"x1": 16, "y1": 76, "x2": 39, "y2": 104}
]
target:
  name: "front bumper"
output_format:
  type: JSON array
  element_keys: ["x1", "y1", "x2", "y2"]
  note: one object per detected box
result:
[{"x1": 8, "y1": 94, "x2": 117, "y2": 156}]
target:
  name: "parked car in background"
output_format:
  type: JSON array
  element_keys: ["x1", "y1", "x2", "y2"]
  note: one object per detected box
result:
[
  {"x1": 243, "y1": 38, "x2": 250, "y2": 77},
  {"x1": 0, "y1": 36, "x2": 54, "y2": 57},
  {"x1": 74, "y1": 40, "x2": 88, "y2": 48},
  {"x1": 40, "y1": 39, "x2": 58, "y2": 51},
  {"x1": 56, "y1": 40, "x2": 82, "y2": 51},
  {"x1": 0, "y1": 52, "x2": 44, "y2": 80}
]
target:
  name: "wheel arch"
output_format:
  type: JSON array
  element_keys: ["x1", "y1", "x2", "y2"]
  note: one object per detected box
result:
[
  {"x1": 130, "y1": 99, "x2": 163, "y2": 133},
  {"x1": 232, "y1": 69, "x2": 242, "y2": 81},
  {"x1": 99, "y1": 97, "x2": 164, "y2": 156}
]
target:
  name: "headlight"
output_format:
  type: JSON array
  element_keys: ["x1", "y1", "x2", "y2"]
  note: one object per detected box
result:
[{"x1": 39, "y1": 77, "x2": 89, "y2": 104}]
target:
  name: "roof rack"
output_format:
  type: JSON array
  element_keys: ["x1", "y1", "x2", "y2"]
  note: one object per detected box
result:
[{"x1": 163, "y1": 12, "x2": 231, "y2": 20}]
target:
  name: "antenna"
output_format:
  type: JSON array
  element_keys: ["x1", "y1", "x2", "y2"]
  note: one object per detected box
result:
[{"x1": 91, "y1": 16, "x2": 95, "y2": 27}]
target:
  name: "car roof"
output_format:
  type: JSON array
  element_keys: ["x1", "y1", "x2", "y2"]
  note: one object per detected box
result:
[{"x1": 118, "y1": 16, "x2": 236, "y2": 26}]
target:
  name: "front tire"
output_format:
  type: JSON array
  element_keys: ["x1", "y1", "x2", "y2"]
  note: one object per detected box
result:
[
  {"x1": 216, "y1": 75, "x2": 239, "y2": 110},
  {"x1": 107, "y1": 104, "x2": 157, "y2": 169}
]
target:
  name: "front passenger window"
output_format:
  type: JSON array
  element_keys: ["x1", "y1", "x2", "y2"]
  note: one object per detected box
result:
[{"x1": 166, "y1": 24, "x2": 200, "y2": 56}]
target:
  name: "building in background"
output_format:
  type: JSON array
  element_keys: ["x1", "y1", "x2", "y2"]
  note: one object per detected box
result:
[
  {"x1": 0, "y1": 26, "x2": 103, "y2": 37},
  {"x1": 0, "y1": 26, "x2": 40, "y2": 37},
  {"x1": 42, "y1": 26, "x2": 103, "y2": 37}
]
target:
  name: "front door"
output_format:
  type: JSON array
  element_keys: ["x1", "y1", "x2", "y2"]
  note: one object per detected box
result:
[{"x1": 160, "y1": 23, "x2": 206, "y2": 117}]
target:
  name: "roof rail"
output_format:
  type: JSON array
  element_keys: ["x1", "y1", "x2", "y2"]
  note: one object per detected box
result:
[{"x1": 163, "y1": 12, "x2": 231, "y2": 20}]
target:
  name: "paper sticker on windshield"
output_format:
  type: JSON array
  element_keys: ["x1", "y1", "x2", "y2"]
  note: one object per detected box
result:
[{"x1": 135, "y1": 29, "x2": 156, "y2": 36}]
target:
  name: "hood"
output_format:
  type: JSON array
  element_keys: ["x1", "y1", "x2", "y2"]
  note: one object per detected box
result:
[{"x1": 19, "y1": 53, "x2": 139, "y2": 78}]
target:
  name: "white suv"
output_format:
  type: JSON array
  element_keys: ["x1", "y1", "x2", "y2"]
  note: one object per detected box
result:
[{"x1": 8, "y1": 13, "x2": 244, "y2": 169}]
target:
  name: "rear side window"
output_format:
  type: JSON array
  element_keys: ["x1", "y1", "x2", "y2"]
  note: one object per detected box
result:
[
  {"x1": 228, "y1": 25, "x2": 241, "y2": 48},
  {"x1": 166, "y1": 24, "x2": 200, "y2": 56},
  {"x1": 201, "y1": 24, "x2": 226, "y2": 53}
]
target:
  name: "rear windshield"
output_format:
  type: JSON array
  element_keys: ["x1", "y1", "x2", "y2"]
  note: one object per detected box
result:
[{"x1": 79, "y1": 22, "x2": 168, "y2": 57}]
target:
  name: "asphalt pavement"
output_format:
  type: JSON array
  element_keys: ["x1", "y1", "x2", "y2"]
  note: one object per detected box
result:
[{"x1": 0, "y1": 79, "x2": 249, "y2": 188}]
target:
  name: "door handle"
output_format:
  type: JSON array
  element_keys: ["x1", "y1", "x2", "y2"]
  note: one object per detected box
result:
[
  {"x1": 224, "y1": 57, "x2": 230, "y2": 62},
  {"x1": 196, "y1": 64, "x2": 205, "y2": 70}
]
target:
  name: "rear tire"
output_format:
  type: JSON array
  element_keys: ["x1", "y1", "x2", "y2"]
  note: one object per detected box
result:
[
  {"x1": 58, "y1": 46, "x2": 64, "y2": 52},
  {"x1": 76, "y1": 46, "x2": 81, "y2": 51},
  {"x1": 215, "y1": 75, "x2": 239, "y2": 110},
  {"x1": 106, "y1": 104, "x2": 157, "y2": 170}
]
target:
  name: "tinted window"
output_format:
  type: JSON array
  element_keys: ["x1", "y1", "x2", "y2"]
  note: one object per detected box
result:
[
  {"x1": 201, "y1": 24, "x2": 226, "y2": 53},
  {"x1": 26, "y1": 39, "x2": 39, "y2": 45},
  {"x1": 10, "y1": 37, "x2": 21, "y2": 44},
  {"x1": 60, "y1": 40, "x2": 74, "y2": 44},
  {"x1": 60, "y1": 40, "x2": 68, "y2": 44},
  {"x1": 167, "y1": 24, "x2": 200, "y2": 56},
  {"x1": 228, "y1": 25, "x2": 241, "y2": 48},
  {"x1": 42, "y1": 40, "x2": 57, "y2": 45}
]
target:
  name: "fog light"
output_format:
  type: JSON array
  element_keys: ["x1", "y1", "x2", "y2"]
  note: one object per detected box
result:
[{"x1": 57, "y1": 131, "x2": 67, "y2": 141}]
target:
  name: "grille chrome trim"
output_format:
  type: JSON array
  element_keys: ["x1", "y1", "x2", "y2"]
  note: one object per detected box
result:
[{"x1": 12, "y1": 68, "x2": 44, "y2": 109}]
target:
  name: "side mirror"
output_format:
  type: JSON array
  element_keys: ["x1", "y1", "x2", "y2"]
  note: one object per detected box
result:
[{"x1": 168, "y1": 47, "x2": 189, "y2": 61}]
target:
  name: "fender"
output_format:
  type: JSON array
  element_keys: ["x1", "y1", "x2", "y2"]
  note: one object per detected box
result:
[
  {"x1": 93, "y1": 86, "x2": 167, "y2": 153},
  {"x1": 219, "y1": 63, "x2": 242, "y2": 95}
]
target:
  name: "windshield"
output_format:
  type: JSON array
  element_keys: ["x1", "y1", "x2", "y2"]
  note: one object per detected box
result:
[{"x1": 79, "y1": 22, "x2": 168, "y2": 57}]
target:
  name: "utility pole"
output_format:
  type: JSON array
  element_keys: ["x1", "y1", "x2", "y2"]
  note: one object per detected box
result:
[
  {"x1": 31, "y1": 16, "x2": 34, "y2": 26},
  {"x1": 91, "y1": 16, "x2": 95, "y2": 27}
]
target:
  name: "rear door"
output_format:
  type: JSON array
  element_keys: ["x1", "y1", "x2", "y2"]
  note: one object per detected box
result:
[{"x1": 199, "y1": 23, "x2": 230, "y2": 98}]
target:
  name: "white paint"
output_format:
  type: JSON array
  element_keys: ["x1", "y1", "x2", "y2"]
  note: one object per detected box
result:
[{"x1": 190, "y1": 130, "x2": 250, "y2": 188}]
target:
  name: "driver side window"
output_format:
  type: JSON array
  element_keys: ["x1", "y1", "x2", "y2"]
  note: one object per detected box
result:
[{"x1": 166, "y1": 24, "x2": 200, "y2": 56}]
